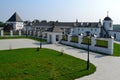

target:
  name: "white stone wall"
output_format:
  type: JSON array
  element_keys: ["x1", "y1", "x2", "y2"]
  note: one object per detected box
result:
[
  {"x1": 61, "y1": 35, "x2": 114, "y2": 55},
  {"x1": 109, "y1": 31, "x2": 120, "y2": 41}
]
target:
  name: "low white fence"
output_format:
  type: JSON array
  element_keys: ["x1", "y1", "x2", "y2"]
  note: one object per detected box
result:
[{"x1": 61, "y1": 34, "x2": 114, "y2": 55}]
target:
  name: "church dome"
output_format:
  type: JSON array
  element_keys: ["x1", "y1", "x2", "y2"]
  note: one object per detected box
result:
[{"x1": 104, "y1": 16, "x2": 112, "y2": 21}]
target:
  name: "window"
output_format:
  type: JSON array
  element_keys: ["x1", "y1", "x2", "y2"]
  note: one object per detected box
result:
[
  {"x1": 110, "y1": 23, "x2": 112, "y2": 27},
  {"x1": 114, "y1": 34, "x2": 116, "y2": 39},
  {"x1": 95, "y1": 29, "x2": 97, "y2": 31},
  {"x1": 91, "y1": 29, "x2": 93, "y2": 31},
  {"x1": 103, "y1": 22, "x2": 105, "y2": 27},
  {"x1": 82, "y1": 29, "x2": 84, "y2": 31}
]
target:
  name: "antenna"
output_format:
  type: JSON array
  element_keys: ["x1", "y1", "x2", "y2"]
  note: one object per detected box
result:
[{"x1": 107, "y1": 11, "x2": 109, "y2": 17}]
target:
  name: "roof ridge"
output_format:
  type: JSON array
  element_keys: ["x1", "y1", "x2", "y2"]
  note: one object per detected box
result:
[{"x1": 7, "y1": 12, "x2": 23, "y2": 22}]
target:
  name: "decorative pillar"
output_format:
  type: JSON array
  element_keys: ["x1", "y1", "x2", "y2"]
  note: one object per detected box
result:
[
  {"x1": 1, "y1": 30, "x2": 4, "y2": 37},
  {"x1": 64, "y1": 28, "x2": 66, "y2": 34},
  {"x1": 42, "y1": 32, "x2": 45, "y2": 38},
  {"x1": 59, "y1": 35, "x2": 62, "y2": 41},
  {"x1": 47, "y1": 33, "x2": 50, "y2": 43},
  {"x1": 37, "y1": 31, "x2": 40, "y2": 37},
  {"x1": 29, "y1": 30, "x2": 32, "y2": 36},
  {"x1": 19, "y1": 30, "x2": 21, "y2": 36},
  {"x1": 68, "y1": 34, "x2": 72, "y2": 42},
  {"x1": 108, "y1": 36, "x2": 114, "y2": 55},
  {"x1": 33, "y1": 31, "x2": 36, "y2": 36},
  {"x1": 70, "y1": 28, "x2": 73, "y2": 35},
  {"x1": 27, "y1": 30, "x2": 29, "y2": 35},
  {"x1": 52, "y1": 34, "x2": 56, "y2": 44},
  {"x1": 10, "y1": 30, "x2": 13, "y2": 37},
  {"x1": 91, "y1": 35, "x2": 97, "y2": 47},
  {"x1": 78, "y1": 33, "x2": 83, "y2": 44}
]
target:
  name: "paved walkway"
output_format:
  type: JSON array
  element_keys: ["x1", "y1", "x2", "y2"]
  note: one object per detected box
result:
[{"x1": 1, "y1": 39, "x2": 120, "y2": 80}]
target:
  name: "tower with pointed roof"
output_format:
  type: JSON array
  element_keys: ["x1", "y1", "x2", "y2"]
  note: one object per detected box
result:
[{"x1": 6, "y1": 12, "x2": 24, "y2": 30}]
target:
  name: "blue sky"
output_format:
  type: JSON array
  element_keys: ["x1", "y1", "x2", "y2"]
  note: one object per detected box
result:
[{"x1": 0, "y1": 0, "x2": 120, "y2": 23}]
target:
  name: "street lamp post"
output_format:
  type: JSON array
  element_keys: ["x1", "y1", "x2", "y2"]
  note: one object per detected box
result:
[
  {"x1": 40, "y1": 36, "x2": 42, "y2": 48},
  {"x1": 26, "y1": 27, "x2": 28, "y2": 37},
  {"x1": 86, "y1": 31, "x2": 90, "y2": 70},
  {"x1": 40, "y1": 28, "x2": 42, "y2": 49}
]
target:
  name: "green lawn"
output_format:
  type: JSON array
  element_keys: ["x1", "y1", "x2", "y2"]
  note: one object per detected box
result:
[
  {"x1": 0, "y1": 36, "x2": 46, "y2": 42},
  {"x1": 81, "y1": 37, "x2": 91, "y2": 45},
  {"x1": 71, "y1": 36, "x2": 78, "y2": 43},
  {"x1": 113, "y1": 43, "x2": 120, "y2": 56},
  {"x1": 0, "y1": 48, "x2": 96, "y2": 80},
  {"x1": 95, "y1": 39, "x2": 108, "y2": 48}
]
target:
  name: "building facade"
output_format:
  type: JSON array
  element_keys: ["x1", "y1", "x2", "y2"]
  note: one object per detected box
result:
[
  {"x1": 6, "y1": 12, "x2": 120, "y2": 41},
  {"x1": 6, "y1": 12, "x2": 24, "y2": 30}
]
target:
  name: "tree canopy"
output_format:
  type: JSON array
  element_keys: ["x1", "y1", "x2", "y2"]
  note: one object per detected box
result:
[{"x1": 0, "y1": 21, "x2": 6, "y2": 27}]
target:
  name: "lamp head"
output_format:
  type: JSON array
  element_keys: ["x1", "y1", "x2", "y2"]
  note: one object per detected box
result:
[{"x1": 86, "y1": 31, "x2": 90, "y2": 36}]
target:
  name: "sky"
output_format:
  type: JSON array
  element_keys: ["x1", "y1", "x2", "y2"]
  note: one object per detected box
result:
[{"x1": 0, "y1": 0, "x2": 120, "y2": 24}]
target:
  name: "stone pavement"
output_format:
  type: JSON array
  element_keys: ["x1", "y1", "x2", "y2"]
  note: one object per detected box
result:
[{"x1": 0, "y1": 39, "x2": 120, "y2": 80}]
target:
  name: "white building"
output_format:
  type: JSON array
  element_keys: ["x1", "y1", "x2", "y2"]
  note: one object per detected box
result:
[
  {"x1": 6, "y1": 12, "x2": 24, "y2": 30},
  {"x1": 24, "y1": 16, "x2": 111, "y2": 38},
  {"x1": 23, "y1": 14, "x2": 120, "y2": 40}
]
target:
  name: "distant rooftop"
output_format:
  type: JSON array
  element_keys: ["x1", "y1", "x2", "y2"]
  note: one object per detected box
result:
[
  {"x1": 112, "y1": 25, "x2": 120, "y2": 32},
  {"x1": 7, "y1": 12, "x2": 23, "y2": 22},
  {"x1": 30, "y1": 21, "x2": 99, "y2": 28}
]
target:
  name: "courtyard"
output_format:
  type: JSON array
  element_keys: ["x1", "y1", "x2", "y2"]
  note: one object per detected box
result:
[{"x1": 0, "y1": 39, "x2": 120, "y2": 80}]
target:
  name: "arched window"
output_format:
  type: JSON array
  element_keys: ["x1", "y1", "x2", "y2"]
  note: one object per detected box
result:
[
  {"x1": 114, "y1": 33, "x2": 116, "y2": 39},
  {"x1": 103, "y1": 22, "x2": 105, "y2": 27},
  {"x1": 110, "y1": 23, "x2": 112, "y2": 27}
]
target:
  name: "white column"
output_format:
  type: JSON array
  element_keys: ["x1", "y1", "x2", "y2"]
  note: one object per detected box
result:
[
  {"x1": 1, "y1": 30, "x2": 4, "y2": 37},
  {"x1": 19, "y1": 30, "x2": 21, "y2": 36},
  {"x1": 47, "y1": 33, "x2": 50, "y2": 43},
  {"x1": 33, "y1": 31, "x2": 36, "y2": 36},
  {"x1": 68, "y1": 35, "x2": 72, "y2": 42},
  {"x1": 78, "y1": 34, "x2": 83, "y2": 44},
  {"x1": 91, "y1": 35, "x2": 97, "y2": 47},
  {"x1": 108, "y1": 36, "x2": 114, "y2": 55},
  {"x1": 10, "y1": 30, "x2": 13, "y2": 37},
  {"x1": 26, "y1": 30, "x2": 28, "y2": 36},
  {"x1": 30, "y1": 30, "x2": 32, "y2": 36},
  {"x1": 42, "y1": 32, "x2": 45, "y2": 38},
  {"x1": 59, "y1": 35, "x2": 62, "y2": 41},
  {"x1": 28, "y1": 30, "x2": 30, "y2": 35},
  {"x1": 52, "y1": 34, "x2": 56, "y2": 43},
  {"x1": 64, "y1": 28, "x2": 66, "y2": 34},
  {"x1": 37, "y1": 31, "x2": 40, "y2": 37},
  {"x1": 70, "y1": 28, "x2": 73, "y2": 35}
]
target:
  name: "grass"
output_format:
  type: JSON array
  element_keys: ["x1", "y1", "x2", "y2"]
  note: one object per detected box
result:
[
  {"x1": 62, "y1": 36, "x2": 108, "y2": 48},
  {"x1": 71, "y1": 36, "x2": 78, "y2": 43},
  {"x1": 0, "y1": 36, "x2": 46, "y2": 42},
  {"x1": 113, "y1": 43, "x2": 120, "y2": 56},
  {"x1": 0, "y1": 48, "x2": 96, "y2": 80},
  {"x1": 95, "y1": 39, "x2": 108, "y2": 48},
  {"x1": 81, "y1": 37, "x2": 91, "y2": 45}
]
